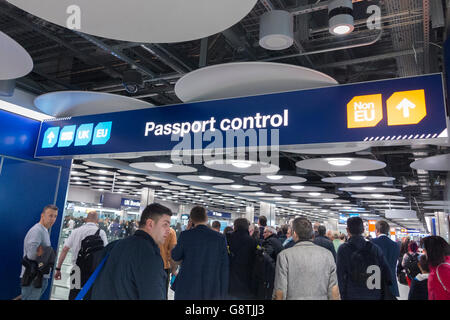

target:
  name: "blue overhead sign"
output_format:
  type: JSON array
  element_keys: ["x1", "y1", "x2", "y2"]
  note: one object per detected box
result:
[{"x1": 35, "y1": 74, "x2": 448, "y2": 158}]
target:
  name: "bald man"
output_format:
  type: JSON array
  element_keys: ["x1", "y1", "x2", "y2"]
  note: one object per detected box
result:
[{"x1": 54, "y1": 211, "x2": 108, "y2": 300}]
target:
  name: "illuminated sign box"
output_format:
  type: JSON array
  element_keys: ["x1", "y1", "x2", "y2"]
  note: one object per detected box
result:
[{"x1": 35, "y1": 74, "x2": 448, "y2": 158}]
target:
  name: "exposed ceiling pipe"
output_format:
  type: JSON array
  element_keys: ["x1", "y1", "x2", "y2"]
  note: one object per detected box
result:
[
  {"x1": 140, "y1": 44, "x2": 188, "y2": 74},
  {"x1": 262, "y1": 28, "x2": 383, "y2": 62}
]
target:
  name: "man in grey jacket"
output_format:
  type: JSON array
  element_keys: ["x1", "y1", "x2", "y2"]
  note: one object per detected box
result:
[
  {"x1": 21, "y1": 204, "x2": 58, "y2": 300},
  {"x1": 273, "y1": 217, "x2": 340, "y2": 300}
]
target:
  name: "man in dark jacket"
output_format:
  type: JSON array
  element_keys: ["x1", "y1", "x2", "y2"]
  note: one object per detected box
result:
[
  {"x1": 336, "y1": 217, "x2": 392, "y2": 300},
  {"x1": 258, "y1": 216, "x2": 267, "y2": 241},
  {"x1": 313, "y1": 225, "x2": 337, "y2": 262},
  {"x1": 171, "y1": 206, "x2": 229, "y2": 300},
  {"x1": 90, "y1": 203, "x2": 172, "y2": 300},
  {"x1": 262, "y1": 226, "x2": 283, "y2": 262},
  {"x1": 228, "y1": 218, "x2": 257, "y2": 299},
  {"x1": 371, "y1": 220, "x2": 400, "y2": 298}
]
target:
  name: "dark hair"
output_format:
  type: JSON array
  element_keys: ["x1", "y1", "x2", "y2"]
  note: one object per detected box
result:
[
  {"x1": 190, "y1": 206, "x2": 207, "y2": 224},
  {"x1": 400, "y1": 238, "x2": 411, "y2": 256},
  {"x1": 281, "y1": 224, "x2": 289, "y2": 235},
  {"x1": 258, "y1": 216, "x2": 267, "y2": 227},
  {"x1": 252, "y1": 227, "x2": 260, "y2": 240},
  {"x1": 139, "y1": 203, "x2": 172, "y2": 228},
  {"x1": 292, "y1": 217, "x2": 313, "y2": 241},
  {"x1": 375, "y1": 220, "x2": 390, "y2": 235},
  {"x1": 317, "y1": 225, "x2": 326, "y2": 237},
  {"x1": 223, "y1": 226, "x2": 233, "y2": 235},
  {"x1": 211, "y1": 220, "x2": 221, "y2": 230},
  {"x1": 408, "y1": 241, "x2": 419, "y2": 253},
  {"x1": 42, "y1": 204, "x2": 58, "y2": 213},
  {"x1": 234, "y1": 218, "x2": 250, "y2": 231},
  {"x1": 423, "y1": 236, "x2": 450, "y2": 267},
  {"x1": 418, "y1": 254, "x2": 430, "y2": 273},
  {"x1": 339, "y1": 233, "x2": 346, "y2": 241},
  {"x1": 347, "y1": 217, "x2": 364, "y2": 235}
]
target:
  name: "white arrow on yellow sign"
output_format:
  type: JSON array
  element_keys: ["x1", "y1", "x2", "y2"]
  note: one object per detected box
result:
[{"x1": 387, "y1": 89, "x2": 427, "y2": 126}]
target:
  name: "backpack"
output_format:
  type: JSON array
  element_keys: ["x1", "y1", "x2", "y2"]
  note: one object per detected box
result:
[
  {"x1": 404, "y1": 253, "x2": 421, "y2": 280},
  {"x1": 76, "y1": 229, "x2": 105, "y2": 285},
  {"x1": 348, "y1": 241, "x2": 380, "y2": 286},
  {"x1": 251, "y1": 246, "x2": 275, "y2": 300}
]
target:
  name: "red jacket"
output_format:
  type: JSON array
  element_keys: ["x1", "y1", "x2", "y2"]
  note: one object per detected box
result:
[{"x1": 428, "y1": 256, "x2": 450, "y2": 300}]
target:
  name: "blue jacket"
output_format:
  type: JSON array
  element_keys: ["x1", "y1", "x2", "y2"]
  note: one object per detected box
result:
[
  {"x1": 337, "y1": 235, "x2": 392, "y2": 300},
  {"x1": 372, "y1": 235, "x2": 400, "y2": 297},
  {"x1": 90, "y1": 230, "x2": 166, "y2": 300},
  {"x1": 171, "y1": 225, "x2": 229, "y2": 300}
]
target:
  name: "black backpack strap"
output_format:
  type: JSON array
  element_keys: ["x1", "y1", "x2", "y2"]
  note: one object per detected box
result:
[{"x1": 95, "y1": 228, "x2": 101, "y2": 236}]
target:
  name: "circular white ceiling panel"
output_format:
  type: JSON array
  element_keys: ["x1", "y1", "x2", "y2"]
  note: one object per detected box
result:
[
  {"x1": 88, "y1": 176, "x2": 114, "y2": 182},
  {"x1": 177, "y1": 175, "x2": 234, "y2": 184},
  {"x1": 424, "y1": 206, "x2": 450, "y2": 210},
  {"x1": 70, "y1": 171, "x2": 89, "y2": 176},
  {"x1": 115, "y1": 175, "x2": 146, "y2": 182},
  {"x1": 283, "y1": 145, "x2": 368, "y2": 155},
  {"x1": 204, "y1": 159, "x2": 279, "y2": 174},
  {"x1": 271, "y1": 185, "x2": 325, "y2": 192},
  {"x1": 86, "y1": 169, "x2": 116, "y2": 176},
  {"x1": 129, "y1": 162, "x2": 197, "y2": 173},
  {"x1": 243, "y1": 175, "x2": 306, "y2": 184},
  {"x1": 175, "y1": 62, "x2": 337, "y2": 102},
  {"x1": 291, "y1": 192, "x2": 339, "y2": 198},
  {"x1": 114, "y1": 181, "x2": 141, "y2": 186},
  {"x1": 7, "y1": 0, "x2": 258, "y2": 43},
  {"x1": 296, "y1": 158, "x2": 386, "y2": 172},
  {"x1": 410, "y1": 154, "x2": 450, "y2": 171},
  {"x1": 162, "y1": 185, "x2": 189, "y2": 191},
  {"x1": 423, "y1": 201, "x2": 450, "y2": 206},
  {"x1": 34, "y1": 91, "x2": 154, "y2": 117},
  {"x1": 72, "y1": 164, "x2": 88, "y2": 170},
  {"x1": 322, "y1": 176, "x2": 395, "y2": 184},
  {"x1": 306, "y1": 198, "x2": 350, "y2": 203},
  {"x1": 351, "y1": 194, "x2": 405, "y2": 200},
  {"x1": 339, "y1": 187, "x2": 401, "y2": 193},
  {"x1": 0, "y1": 31, "x2": 33, "y2": 80},
  {"x1": 239, "y1": 192, "x2": 280, "y2": 197},
  {"x1": 116, "y1": 169, "x2": 146, "y2": 176},
  {"x1": 213, "y1": 185, "x2": 262, "y2": 192}
]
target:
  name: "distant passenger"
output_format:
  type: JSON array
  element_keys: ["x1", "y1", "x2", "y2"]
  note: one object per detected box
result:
[
  {"x1": 371, "y1": 220, "x2": 400, "y2": 298},
  {"x1": 90, "y1": 203, "x2": 172, "y2": 300},
  {"x1": 54, "y1": 210, "x2": 108, "y2": 300},
  {"x1": 326, "y1": 230, "x2": 334, "y2": 241},
  {"x1": 158, "y1": 227, "x2": 177, "y2": 299},
  {"x1": 228, "y1": 218, "x2": 257, "y2": 299},
  {"x1": 332, "y1": 232, "x2": 341, "y2": 253},
  {"x1": 408, "y1": 254, "x2": 429, "y2": 300},
  {"x1": 336, "y1": 217, "x2": 392, "y2": 300},
  {"x1": 171, "y1": 206, "x2": 229, "y2": 300},
  {"x1": 402, "y1": 241, "x2": 421, "y2": 287},
  {"x1": 211, "y1": 220, "x2": 221, "y2": 233},
  {"x1": 20, "y1": 205, "x2": 58, "y2": 300},
  {"x1": 262, "y1": 226, "x2": 283, "y2": 263},
  {"x1": 258, "y1": 216, "x2": 267, "y2": 240},
  {"x1": 273, "y1": 217, "x2": 339, "y2": 300},
  {"x1": 250, "y1": 224, "x2": 262, "y2": 246},
  {"x1": 313, "y1": 225, "x2": 337, "y2": 262},
  {"x1": 278, "y1": 225, "x2": 289, "y2": 244},
  {"x1": 313, "y1": 222, "x2": 320, "y2": 238},
  {"x1": 283, "y1": 225, "x2": 295, "y2": 249},
  {"x1": 422, "y1": 236, "x2": 450, "y2": 300}
]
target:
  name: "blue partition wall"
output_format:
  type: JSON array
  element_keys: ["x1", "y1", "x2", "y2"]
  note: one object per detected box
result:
[{"x1": 0, "y1": 109, "x2": 71, "y2": 300}]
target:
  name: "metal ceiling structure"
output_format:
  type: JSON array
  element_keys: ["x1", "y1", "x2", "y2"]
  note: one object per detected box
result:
[{"x1": 1, "y1": 0, "x2": 449, "y2": 231}]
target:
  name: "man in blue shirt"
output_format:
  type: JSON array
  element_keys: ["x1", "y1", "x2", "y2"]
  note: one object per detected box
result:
[
  {"x1": 172, "y1": 206, "x2": 229, "y2": 300},
  {"x1": 90, "y1": 203, "x2": 172, "y2": 300},
  {"x1": 21, "y1": 204, "x2": 58, "y2": 300}
]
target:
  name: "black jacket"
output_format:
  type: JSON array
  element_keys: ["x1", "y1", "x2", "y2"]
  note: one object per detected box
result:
[
  {"x1": 313, "y1": 235, "x2": 337, "y2": 261},
  {"x1": 262, "y1": 235, "x2": 283, "y2": 262},
  {"x1": 228, "y1": 229, "x2": 257, "y2": 299},
  {"x1": 90, "y1": 230, "x2": 166, "y2": 300}
]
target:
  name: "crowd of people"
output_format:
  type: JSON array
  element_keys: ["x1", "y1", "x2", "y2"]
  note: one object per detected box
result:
[{"x1": 20, "y1": 203, "x2": 450, "y2": 300}]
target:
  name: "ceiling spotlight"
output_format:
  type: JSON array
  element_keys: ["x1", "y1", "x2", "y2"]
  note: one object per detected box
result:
[
  {"x1": 371, "y1": 194, "x2": 385, "y2": 198},
  {"x1": 362, "y1": 187, "x2": 377, "y2": 191},
  {"x1": 154, "y1": 163, "x2": 173, "y2": 169},
  {"x1": 323, "y1": 198, "x2": 334, "y2": 202},
  {"x1": 231, "y1": 185, "x2": 244, "y2": 189},
  {"x1": 291, "y1": 185, "x2": 305, "y2": 190},
  {"x1": 267, "y1": 175, "x2": 283, "y2": 180},
  {"x1": 328, "y1": 0, "x2": 354, "y2": 36},
  {"x1": 199, "y1": 175, "x2": 214, "y2": 181},
  {"x1": 327, "y1": 158, "x2": 352, "y2": 166},
  {"x1": 259, "y1": 10, "x2": 294, "y2": 50},
  {"x1": 309, "y1": 192, "x2": 321, "y2": 197},
  {"x1": 231, "y1": 160, "x2": 252, "y2": 169},
  {"x1": 348, "y1": 176, "x2": 366, "y2": 181}
]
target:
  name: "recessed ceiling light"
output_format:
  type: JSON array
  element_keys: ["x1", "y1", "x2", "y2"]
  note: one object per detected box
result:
[
  {"x1": 99, "y1": 170, "x2": 108, "y2": 174},
  {"x1": 323, "y1": 198, "x2": 333, "y2": 202},
  {"x1": 199, "y1": 175, "x2": 214, "y2": 181},
  {"x1": 309, "y1": 192, "x2": 321, "y2": 196},
  {"x1": 348, "y1": 176, "x2": 367, "y2": 181},
  {"x1": 231, "y1": 160, "x2": 253, "y2": 169},
  {"x1": 362, "y1": 187, "x2": 377, "y2": 191},
  {"x1": 371, "y1": 194, "x2": 385, "y2": 198},
  {"x1": 267, "y1": 175, "x2": 283, "y2": 180},
  {"x1": 291, "y1": 185, "x2": 305, "y2": 190},
  {"x1": 274, "y1": 197, "x2": 283, "y2": 201},
  {"x1": 98, "y1": 176, "x2": 107, "y2": 180},
  {"x1": 231, "y1": 185, "x2": 244, "y2": 189},
  {"x1": 154, "y1": 163, "x2": 173, "y2": 169},
  {"x1": 327, "y1": 158, "x2": 352, "y2": 166}
]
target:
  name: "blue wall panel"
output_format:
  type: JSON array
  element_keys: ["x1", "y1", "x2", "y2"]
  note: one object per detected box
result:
[{"x1": 0, "y1": 109, "x2": 71, "y2": 300}]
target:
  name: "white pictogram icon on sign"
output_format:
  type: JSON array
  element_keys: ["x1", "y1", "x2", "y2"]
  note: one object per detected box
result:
[
  {"x1": 60, "y1": 131, "x2": 74, "y2": 141},
  {"x1": 47, "y1": 132, "x2": 55, "y2": 144},
  {"x1": 396, "y1": 98, "x2": 416, "y2": 118}
]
